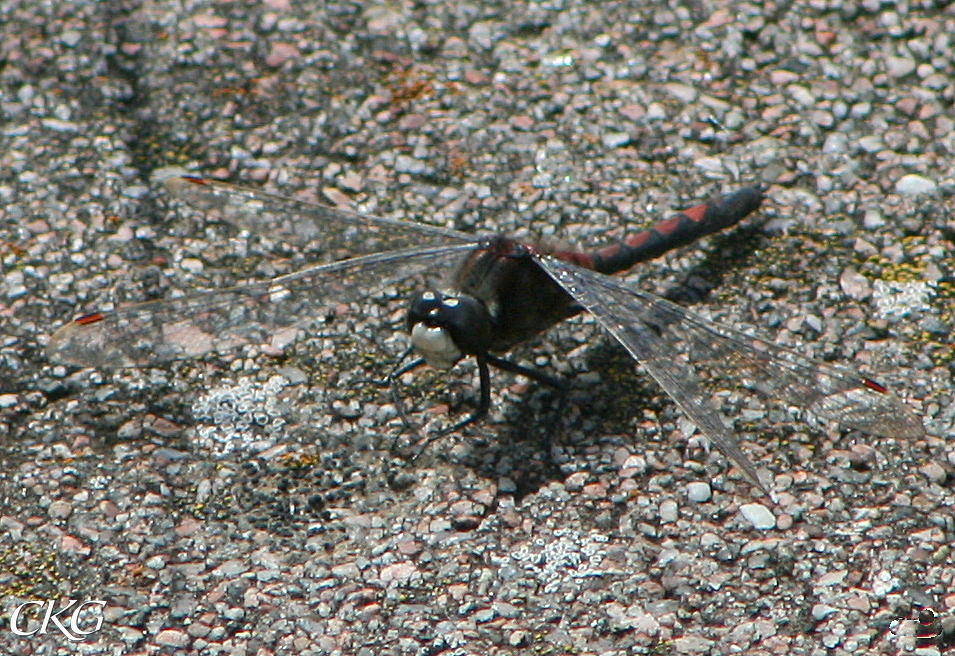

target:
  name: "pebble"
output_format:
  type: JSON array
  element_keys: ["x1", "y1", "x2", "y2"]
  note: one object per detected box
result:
[
  {"x1": 686, "y1": 482, "x2": 712, "y2": 503},
  {"x1": 180, "y1": 257, "x2": 204, "y2": 273},
  {"x1": 379, "y1": 562, "x2": 418, "y2": 584},
  {"x1": 885, "y1": 55, "x2": 916, "y2": 78},
  {"x1": 894, "y1": 174, "x2": 937, "y2": 195},
  {"x1": 739, "y1": 504, "x2": 776, "y2": 530},
  {"x1": 695, "y1": 156, "x2": 725, "y2": 175},
  {"x1": 821, "y1": 133, "x2": 848, "y2": 154},
  {"x1": 601, "y1": 131, "x2": 630, "y2": 149},
  {"x1": 145, "y1": 555, "x2": 167, "y2": 569},
  {"x1": 155, "y1": 629, "x2": 189, "y2": 647},
  {"x1": 812, "y1": 604, "x2": 837, "y2": 621},
  {"x1": 659, "y1": 499, "x2": 679, "y2": 523},
  {"x1": 663, "y1": 83, "x2": 697, "y2": 103},
  {"x1": 40, "y1": 117, "x2": 79, "y2": 132},
  {"x1": 838, "y1": 267, "x2": 872, "y2": 301},
  {"x1": 266, "y1": 42, "x2": 300, "y2": 67},
  {"x1": 48, "y1": 500, "x2": 72, "y2": 519},
  {"x1": 621, "y1": 454, "x2": 647, "y2": 474},
  {"x1": 394, "y1": 154, "x2": 426, "y2": 174},
  {"x1": 564, "y1": 471, "x2": 589, "y2": 491},
  {"x1": 861, "y1": 209, "x2": 885, "y2": 229},
  {"x1": 856, "y1": 135, "x2": 884, "y2": 152},
  {"x1": 645, "y1": 101, "x2": 667, "y2": 121},
  {"x1": 920, "y1": 462, "x2": 947, "y2": 484},
  {"x1": 817, "y1": 569, "x2": 848, "y2": 586},
  {"x1": 673, "y1": 636, "x2": 714, "y2": 653},
  {"x1": 509, "y1": 630, "x2": 531, "y2": 647},
  {"x1": 60, "y1": 30, "x2": 83, "y2": 47}
]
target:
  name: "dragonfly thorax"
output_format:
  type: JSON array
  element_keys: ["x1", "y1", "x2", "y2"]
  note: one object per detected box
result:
[{"x1": 407, "y1": 290, "x2": 494, "y2": 369}]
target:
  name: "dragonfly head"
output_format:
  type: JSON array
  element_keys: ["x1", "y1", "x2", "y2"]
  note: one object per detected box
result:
[{"x1": 407, "y1": 290, "x2": 493, "y2": 369}]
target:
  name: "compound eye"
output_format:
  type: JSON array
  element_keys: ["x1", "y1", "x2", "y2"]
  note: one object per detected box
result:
[
  {"x1": 405, "y1": 291, "x2": 493, "y2": 356},
  {"x1": 432, "y1": 294, "x2": 493, "y2": 355},
  {"x1": 406, "y1": 290, "x2": 444, "y2": 330}
]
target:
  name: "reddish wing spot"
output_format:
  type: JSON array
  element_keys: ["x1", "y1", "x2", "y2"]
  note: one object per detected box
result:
[
  {"x1": 919, "y1": 609, "x2": 937, "y2": 626},
  {"x1": 181, "y1": 176, "x2": 207, "y2": 185},
  {"x1": 75, "y1": 312, "x2": 105, "y2": 326},
  {"x1": 862, "y1": 377, "x2": 889, "y2": 394},
  {"x1": 916, "y1": 608, "x2": 942, "y2": 641}
]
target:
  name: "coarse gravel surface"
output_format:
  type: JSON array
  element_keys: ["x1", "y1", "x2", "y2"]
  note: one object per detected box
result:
[{"x1": 2, "y1": 1, "x2": 954, "y2": 655}]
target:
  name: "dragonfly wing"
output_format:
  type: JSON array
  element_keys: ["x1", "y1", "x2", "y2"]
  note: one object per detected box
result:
[
  {"x1": 48, "y1": 243, "x2": 474, "y2": 367},
  {"x1": 538, "y1": 256, "x2": 924, "y2": 487},
  {"x1": 538, "y1": 256, "x2": 767, "y2": 490},
  {"x1": 164, "y1": 176, "x2": 474, "y2": 254}
]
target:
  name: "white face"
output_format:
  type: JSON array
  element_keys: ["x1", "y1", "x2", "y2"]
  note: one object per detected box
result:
[{"x1": 410, "y1": 323, "x2": 462, "y2": 370}]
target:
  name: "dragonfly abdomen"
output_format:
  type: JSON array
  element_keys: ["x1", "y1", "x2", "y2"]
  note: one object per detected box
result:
[{"x1": 589, "y1": 186, "x2": 764, "y2": 275}]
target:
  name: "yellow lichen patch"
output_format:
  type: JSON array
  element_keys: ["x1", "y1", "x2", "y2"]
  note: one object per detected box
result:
[{"x1": 0, "y1": 542, "x2": 63, "y2": 598}]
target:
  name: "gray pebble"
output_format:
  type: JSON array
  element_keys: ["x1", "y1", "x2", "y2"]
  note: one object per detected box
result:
[{"x1": 686, "y1": 482, "x2": 712, "y2": 503}]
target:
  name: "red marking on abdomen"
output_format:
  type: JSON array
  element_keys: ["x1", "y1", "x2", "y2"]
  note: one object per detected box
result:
[
  {"x1": 862, "y1": 378, "x2": 888, "y2": 394},
  {"x1": 553, "y1": 250, "x2": 594, "y2": 268},
  {"x1": 75, "y1": 312, "x2": 105, "y2": 325},
  {"x1": 622, "y1": 231, "x2": 653, "y2": 249},
  {"x1": 646, "y1": 214, "x2": 684, "y2": 237},
  {"x1": 681, "y1": 202, "x2": 707, "y2": 222}
]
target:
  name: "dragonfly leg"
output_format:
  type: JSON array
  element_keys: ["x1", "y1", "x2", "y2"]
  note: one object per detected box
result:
[
  {"x1": 401, "y1": 355, "x2": 493, "y2": 458},
  {"x1": 357, "y1": 345, "x2": 420, "y2": 392},
  {"x1": 486, "y1": 354, "x2": 569, "y2": 455},
  {"x1": 349, "y1": 345, "x2": 424, "y2": 448},
  {"x1": 394, "y1": 353, "x2": 570, "y2": 458},
  {"x1": 387, "y1": 347, "x2": 426, "y2": 380},
  {"x1": 379, "y1": 349, "x2": 428, "y2": 451},
  {"x1": 485, "y1": 353, "x2": 565, "y2": 389}
]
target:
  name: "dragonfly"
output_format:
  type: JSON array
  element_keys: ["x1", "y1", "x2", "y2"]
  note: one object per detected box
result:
[{"x1": 47, "y1": 176, "x2": 924, "y2": 493}]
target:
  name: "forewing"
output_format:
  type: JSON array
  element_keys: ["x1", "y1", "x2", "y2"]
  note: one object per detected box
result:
[
  {"x1": 48, "y1": 243, "x2": 474, "y2": 367},
  {"x1": 538, "y1": 256, "x2": 924, "y2": 487},
  {"x1": 164, "y1": 176, "x2": 474, "y2": 254}
]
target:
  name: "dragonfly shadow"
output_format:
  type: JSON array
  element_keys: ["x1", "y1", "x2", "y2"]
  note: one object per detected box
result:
[{"x1": 658, "y1": 220, "x2": 766, "y2": 304}]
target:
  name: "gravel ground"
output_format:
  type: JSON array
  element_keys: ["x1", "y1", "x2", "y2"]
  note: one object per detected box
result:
[{"x1": 2, "y1": 1, "x2": 954, "y2": 654}]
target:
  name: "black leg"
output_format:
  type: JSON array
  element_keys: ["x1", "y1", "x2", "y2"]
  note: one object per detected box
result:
[
  {"x1": 389, "y1": 352, "x2": 569, "y2": 459},
  {"x1": 486, "y1": 353, "x2": 569, "y2": 454},
  {"x1": 356, "y1": 345, "x2": 421, "y2": 389},
  {"x1": 385, "y1": 346, "x2": 423, "y2": 381},
  {"x1": 404, "y1": 355, "x2": 493, "y2": 458},
  {"x1": 485, "y1": 353, "x2": 565, "y2": 389},
  {"x1": 374, "y1": 347, "x2": 426, "y2": 451}
]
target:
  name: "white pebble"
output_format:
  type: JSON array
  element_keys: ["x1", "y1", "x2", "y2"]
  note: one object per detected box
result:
[
  {"x1": 885, "y1": 55, "x2": 916, "y2": 78},
  {"x1": 659, "y1": 499, "x2": 679, "y2": 523},
  {"x1": 180, "y1": 257, "x2": 204, "y2": 273},
  {"x1": 686, "y1": 482, "x2": 712, "y2": 503},
  {"x1": 739, "y1": 503, "x2": 776, "y2": 530},
  {"x1": 601, "y1": 131, "x2": 630, "y2": 149},
  {"x1": 894, "y1": 174, "x2": 937, "y2": 196},
  {"x1": 812, "y1": 604, "x2": 837, "y2": 621}
]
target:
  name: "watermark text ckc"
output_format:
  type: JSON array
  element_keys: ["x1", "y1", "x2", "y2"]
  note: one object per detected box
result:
[{"x1": 9, "y1": 599, "x2": 106, "y2": 641}]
